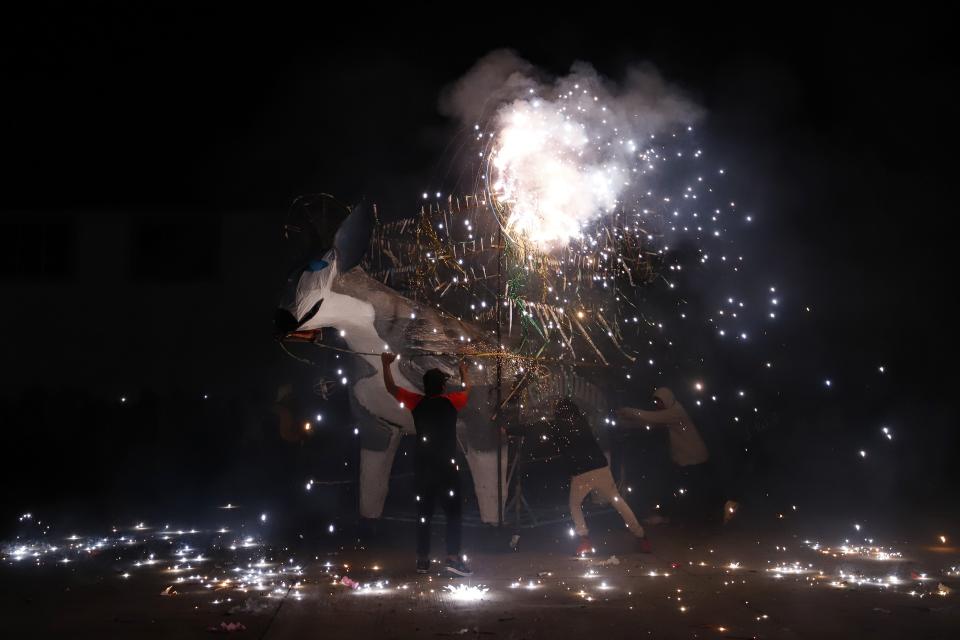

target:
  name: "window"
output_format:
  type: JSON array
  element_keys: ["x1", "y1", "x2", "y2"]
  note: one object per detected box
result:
[
  {"x1": 0, "y1": 215, "x2": 76, "y2": 279},
  {"x1": 131, "y1": 215, "x2": 221, "y2": 282}
]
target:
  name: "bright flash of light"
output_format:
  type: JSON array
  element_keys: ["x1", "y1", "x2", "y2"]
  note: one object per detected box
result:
[
  {"x1": 490, "y1": 100, "x2": 626, "y2": 247},
  {"x1": 444, "y1": 584, "x2": 489, "y2": 601},
  {"x1": 487, "y1": 76, "x2": 693, "y2": 248}
]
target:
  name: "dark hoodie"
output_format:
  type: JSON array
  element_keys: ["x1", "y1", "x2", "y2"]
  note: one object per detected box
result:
[{"x1": 514, "y1": 399, "x2": 608, "y2": 477}]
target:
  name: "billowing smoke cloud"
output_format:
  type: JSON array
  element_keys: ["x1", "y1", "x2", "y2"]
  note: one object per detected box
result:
[{"x1": 441, "y1": 50, "x2": 703, "y2": 247}]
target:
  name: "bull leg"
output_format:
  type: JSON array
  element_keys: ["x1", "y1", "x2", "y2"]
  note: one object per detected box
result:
[
  {"x1": 464, "y1": 445, "x2": 508, "y2": 525},
  {"x1": 358, "y1": 428, "x2": 402, "y2": 519}
]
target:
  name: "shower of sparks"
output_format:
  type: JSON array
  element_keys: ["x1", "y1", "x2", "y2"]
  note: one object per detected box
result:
[
  {"x1": 369, "y1": 123, "x2": 775, "y2": 385},
  {"x1": 2, "y1": 512, "x2": 954, "y2": 627}
]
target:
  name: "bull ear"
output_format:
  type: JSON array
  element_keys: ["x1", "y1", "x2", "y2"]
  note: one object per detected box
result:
[{"x1": 333, "y1": 201, "x2": 373, "y2": 272}]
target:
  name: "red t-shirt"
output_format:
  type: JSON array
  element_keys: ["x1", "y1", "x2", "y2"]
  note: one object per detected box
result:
[{"x1": 394, "y1": 387, "x2": 469, "y2": 411}]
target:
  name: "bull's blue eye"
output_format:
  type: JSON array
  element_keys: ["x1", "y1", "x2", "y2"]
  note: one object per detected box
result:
[{"x1": 306, "y1": 258, "x2": 329, "y2": 272}]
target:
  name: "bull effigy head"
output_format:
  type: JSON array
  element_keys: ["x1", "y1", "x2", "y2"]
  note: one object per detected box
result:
[{"x1": 275, "y1": 197, "x2": 373, "y2": 338}]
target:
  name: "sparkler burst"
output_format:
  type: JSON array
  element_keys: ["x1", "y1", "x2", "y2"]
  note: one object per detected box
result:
[
  {"x1": 490, "y1": 97, "x2": 627, "y2": 246},
  {"x1": 480, "y1": 61, "x2": 699, "y2": 249},
  {"x1": 444, "y1": 583, "x2": 490, "y2": 601}
]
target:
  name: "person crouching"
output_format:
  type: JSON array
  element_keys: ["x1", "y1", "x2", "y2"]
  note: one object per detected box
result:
[{"x1": 516, "y1": 398, "x2": 652, "y2": 556}]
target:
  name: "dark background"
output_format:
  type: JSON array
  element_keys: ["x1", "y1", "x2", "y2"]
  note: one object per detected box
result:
[{"x1": 1, "y1": 7, "x2": 956, "y2": 532}]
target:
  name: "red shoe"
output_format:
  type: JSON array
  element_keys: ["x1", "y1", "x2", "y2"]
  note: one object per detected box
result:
[
  {"x1": 576, "y1": 537, "x2": 595, "y2": 557},
  {"x1": 636, "y1": 536, "x2": 653, "y2": 554}
]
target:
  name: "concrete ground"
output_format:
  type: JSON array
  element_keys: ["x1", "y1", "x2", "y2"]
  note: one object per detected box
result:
[{"x1": 1, "y1": 511, "x2": 958, "y2": 639}]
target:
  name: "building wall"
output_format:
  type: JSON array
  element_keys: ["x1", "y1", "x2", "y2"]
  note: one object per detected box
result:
[{"x1": 0, "y1": 211, "x2": 292, "y2": 395}]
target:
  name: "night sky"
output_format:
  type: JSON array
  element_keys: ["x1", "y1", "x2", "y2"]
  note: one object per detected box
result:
[{"x1": 2, "y1": 8, "x2": 957, "y2": 520}]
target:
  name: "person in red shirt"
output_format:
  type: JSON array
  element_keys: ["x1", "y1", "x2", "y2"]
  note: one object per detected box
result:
[{"x1": 380, "y1": 352, "x2": 473, "y2": 576}]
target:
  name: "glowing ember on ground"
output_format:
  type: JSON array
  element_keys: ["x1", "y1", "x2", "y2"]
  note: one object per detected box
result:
[{"x1": 444, "y1": 584, "x2": 490, "y2": 601}]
